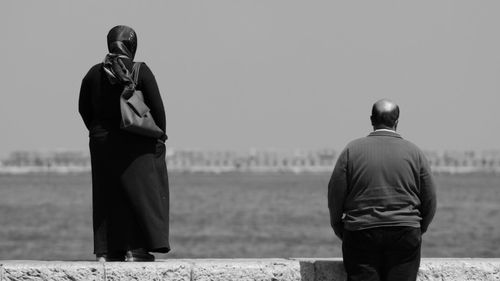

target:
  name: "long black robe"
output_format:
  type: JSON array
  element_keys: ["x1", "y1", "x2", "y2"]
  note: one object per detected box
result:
[{"x1": 79, "y1": 61, "x2": 170, "y2": 254}]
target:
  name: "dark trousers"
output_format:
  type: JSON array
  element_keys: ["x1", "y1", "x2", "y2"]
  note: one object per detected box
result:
[{"x1": 342, "y1": 227, "x2": 421, "y2": 281}]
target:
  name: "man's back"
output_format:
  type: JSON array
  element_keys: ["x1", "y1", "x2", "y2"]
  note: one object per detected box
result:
[
  {"x1": 340, "y1": 130, "x2": 434, "y2": 231},
  {"x1": 328, "y1": 99, "x2": 437, "y2": 281}
]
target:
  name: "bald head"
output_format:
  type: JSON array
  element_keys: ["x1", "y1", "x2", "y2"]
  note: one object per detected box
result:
[{"x1": 370, "y1": 99, "x2": 400, "y2": 130}]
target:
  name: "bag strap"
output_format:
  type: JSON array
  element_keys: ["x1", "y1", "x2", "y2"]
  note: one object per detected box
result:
[{"x1": 132, "y1": 62, "x2": 142, "y2": 87}]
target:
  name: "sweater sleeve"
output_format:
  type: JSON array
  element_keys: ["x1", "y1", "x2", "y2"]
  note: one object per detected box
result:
[
  {"x1": 138, "y1": 63, "x2": 166, "y2": 133},
  {"x1": 78, "y1": 70, "x2": 93, "y2": 130},
  {"x1": 328, "y1": 147, "x2": 349, "y2": 240},
  {"x1": 418, "y1": 151, "x2": 437, "y2": 234}
]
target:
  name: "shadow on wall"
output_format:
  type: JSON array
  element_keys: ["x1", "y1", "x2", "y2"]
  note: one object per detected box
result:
[{"x1": 299, "y1": 259, "x2": 347, "y2": 281}]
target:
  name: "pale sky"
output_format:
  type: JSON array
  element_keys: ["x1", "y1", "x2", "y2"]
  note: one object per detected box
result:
[{"x1": 1, "y1": 1, "x2": 499, "y2": 158}]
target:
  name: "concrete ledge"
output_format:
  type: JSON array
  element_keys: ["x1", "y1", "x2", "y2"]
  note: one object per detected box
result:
[{"x1": 1, "y1": 258, "x2": 499, "y2": 281}]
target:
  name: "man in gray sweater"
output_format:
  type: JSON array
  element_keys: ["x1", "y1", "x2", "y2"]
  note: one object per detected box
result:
[{"x1": 328, "y1": 99, "x2": 437, "y2": 281}]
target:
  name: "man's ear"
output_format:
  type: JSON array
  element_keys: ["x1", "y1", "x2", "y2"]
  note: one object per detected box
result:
[
  {"x1": 394, "y1": 119, "x2": 399, "y2": 130},
  {"x1": 370, "y1": 115, "x2": 375, "y2": 126}
]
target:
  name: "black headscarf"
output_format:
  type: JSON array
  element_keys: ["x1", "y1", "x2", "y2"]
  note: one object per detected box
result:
[
  {"x1": 107, "y1": 25, "x2": 137, "y2": 59},
  {"x1": 103, "y1": 25, "x2": 138, "y2": 85}
]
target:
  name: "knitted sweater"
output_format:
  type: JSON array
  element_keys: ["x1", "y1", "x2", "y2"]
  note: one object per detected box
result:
[{"x1": 328, "y1": 131, "x2": 437, "y2": 236}]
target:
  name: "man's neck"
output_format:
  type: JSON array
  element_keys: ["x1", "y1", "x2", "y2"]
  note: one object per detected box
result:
[{"x1": 374, "y1": 128, "x2": 396, "y2": 133}]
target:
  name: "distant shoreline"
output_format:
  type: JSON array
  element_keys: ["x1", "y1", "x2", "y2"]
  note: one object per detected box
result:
[
  {"x1": 1, "y1": 148, "x2": 499, "y2": 175},
  {"x1": 1, "y1": 165, "x2": 499, "y2": 175}
]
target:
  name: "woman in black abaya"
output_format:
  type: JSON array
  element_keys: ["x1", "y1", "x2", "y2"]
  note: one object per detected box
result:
[{"x1": 79, "y1": 25, "x2": 170, "y2": 261}]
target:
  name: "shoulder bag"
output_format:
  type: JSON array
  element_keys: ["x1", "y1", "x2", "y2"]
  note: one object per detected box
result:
[{"x1": 120, "y1": 62, "x2": 165, "y2": 139}]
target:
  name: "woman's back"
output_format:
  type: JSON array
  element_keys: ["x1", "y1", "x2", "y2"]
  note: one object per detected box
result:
[
  {"x1": 79, "y1": 25, "x2": 170, "y2": 261},
  {"x1": 79, "y1": 61, "x2": 166, "y2": 137}
]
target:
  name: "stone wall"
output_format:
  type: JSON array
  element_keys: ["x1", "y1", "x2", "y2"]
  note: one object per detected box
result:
[{"x1": 1, "y1": 258, "x2": 499, "y2": 281}]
